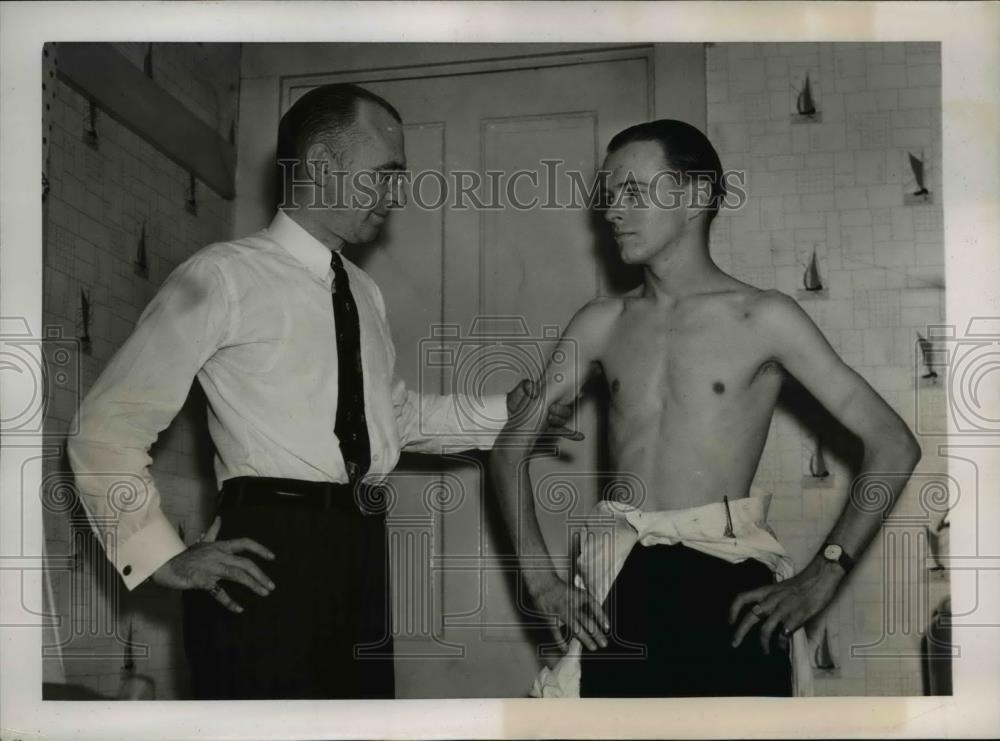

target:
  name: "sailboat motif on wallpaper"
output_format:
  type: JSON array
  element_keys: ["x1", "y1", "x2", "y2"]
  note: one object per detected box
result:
[
  {"x1": 797, "y1": 245, "x2": 827, "y2": 298},
  {"x1": 133, "y1": 222, "x2": 149, "y2": 279},
  {"x1": 797, "y1": 74, "x2": 817, "y2": 116},
  {"x1": 116, "y1": 618, "x2": 155, "y2": 700},
  {"x1": 917, "y1": 331, "x2": 940, "y2": 382},
  {"x1": 791, "y1": 72, "x2": 822, "y2": 123},
  {"x1": 904, "y1": 150, "x2": 933, "y2": 205},
  {"x1": 78, "y1": 287, "x2": 92, "y2": 355},
  {"x1": 82, "y1": 101, "x2": 99, "y2": 150},
  {"x1": 809, "y1": 441, "x2": 830, "y2": 479},
  {"x1": 803, "y1": 247, "x2": 824, "y2": 292}
]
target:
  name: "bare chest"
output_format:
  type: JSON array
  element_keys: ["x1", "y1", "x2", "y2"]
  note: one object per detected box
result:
[{"x1": 597, "y1": 301, "x2": 780, "y2": 414}]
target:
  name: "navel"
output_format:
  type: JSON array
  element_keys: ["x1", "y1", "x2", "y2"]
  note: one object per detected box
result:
[{"x1": 712, "y1": 381, "x2": 725, "y2": 394}]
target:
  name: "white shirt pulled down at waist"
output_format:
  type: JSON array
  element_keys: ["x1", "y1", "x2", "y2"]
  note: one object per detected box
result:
[{"x1": 530, "y1": 493, "x2": 815, "y2": 698}]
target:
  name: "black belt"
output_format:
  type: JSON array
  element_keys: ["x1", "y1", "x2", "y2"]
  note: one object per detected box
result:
[{"x1": 219, "y1": 476, "x2": 389, "y2": 516}]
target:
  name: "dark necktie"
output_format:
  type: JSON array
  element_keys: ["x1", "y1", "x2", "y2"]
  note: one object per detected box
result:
[{"x1": 330, "y1": 251, "x2": 371, "y2": 483}]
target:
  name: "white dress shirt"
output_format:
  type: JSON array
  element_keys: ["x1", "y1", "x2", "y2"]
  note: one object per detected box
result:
[{"x1": 68, "y1": 210, "x2": 507, "y2": 590}]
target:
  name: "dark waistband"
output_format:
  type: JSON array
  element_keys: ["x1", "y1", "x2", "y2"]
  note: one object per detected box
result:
[{"x1": 219, "y1": 476, "x2": 388, "y2": 516}]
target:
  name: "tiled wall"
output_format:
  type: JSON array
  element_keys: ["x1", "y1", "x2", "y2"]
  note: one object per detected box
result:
[
  {"x1": 42, "y1": 43, "x2": 240, "y2": 699},
  {"x1": 111, "y1": 43, "x2": 241, "y2": 140},
  {"x1": 707, "y1": 43, "x2": 947, "y2": 696}
]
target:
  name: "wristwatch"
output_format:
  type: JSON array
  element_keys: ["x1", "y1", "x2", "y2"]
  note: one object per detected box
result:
[{"x1": 821, "y1": 542, "x2": 855, "y2": 574}]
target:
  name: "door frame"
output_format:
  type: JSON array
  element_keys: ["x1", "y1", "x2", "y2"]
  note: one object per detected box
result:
[
  {"x1": 278, "y1": 44, "x2": 657, "y2": 322},
  {"x1": 279, "y1": 44, "x2": 655, "y2": 119}
]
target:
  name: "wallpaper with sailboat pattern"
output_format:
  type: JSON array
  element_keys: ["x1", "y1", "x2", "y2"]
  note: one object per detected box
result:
[{"x1": 707, "y1": 42, "x2": 945, "y2": 697}]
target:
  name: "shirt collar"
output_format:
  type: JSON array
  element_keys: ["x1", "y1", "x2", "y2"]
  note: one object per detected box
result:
[{"x1": 267, "y1": 210, "x2": 336, "y2": 281}]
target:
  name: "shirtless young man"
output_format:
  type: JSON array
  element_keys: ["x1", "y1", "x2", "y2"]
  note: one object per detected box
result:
[{"x1": 490, "y1": 119, "x2": 921, "y2": 697}]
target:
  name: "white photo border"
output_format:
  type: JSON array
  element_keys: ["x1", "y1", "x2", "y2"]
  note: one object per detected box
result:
[{"x1": 1, "y1": 2, "x2": 997, "y2": 738}]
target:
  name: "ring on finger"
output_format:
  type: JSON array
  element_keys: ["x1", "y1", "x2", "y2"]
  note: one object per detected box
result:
[
  {"x1": 750, "y1": 602, "x2": 765, "y2": 618},
  {"x1": 781, "y1": 626, "x2": 792, "y2": 637},
  {"x1": 209, "y1": 584, "x2": 222, "y2": 597}
]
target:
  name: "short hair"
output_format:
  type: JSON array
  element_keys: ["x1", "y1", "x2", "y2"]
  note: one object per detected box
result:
[
  {"x1": 607, "y1": 119, "x2": 726, "y2": 221},
  {"x1": 276, "y1": 83, "x2": 402, "y2": 170}
]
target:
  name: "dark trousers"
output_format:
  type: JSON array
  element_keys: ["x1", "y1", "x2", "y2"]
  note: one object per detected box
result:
[
  {"x1": 182, "y1": 478, "x2": 394, "y2": 699},
  {"x1": 580, "y1": 544, "x2": 793, "y2": 697}
]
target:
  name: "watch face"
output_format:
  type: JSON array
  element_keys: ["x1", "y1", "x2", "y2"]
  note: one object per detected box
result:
[{"x1": 824, "y1": 544, "x2": 843, "y2": 561}]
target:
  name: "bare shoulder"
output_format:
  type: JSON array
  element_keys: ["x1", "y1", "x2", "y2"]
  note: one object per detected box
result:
[
  {"x1": 742, "y1": 289, "x2": 812, "y2": 331},
  {"x1": 741, "y1": 289, "x2": 838, "y2": 365},
  {"x1": 569, "y1": 295, "x2": 624, "y2": 332},
  {"x1": 577, "y1": 294, "x2": 625, "y2": 319},
  {"x1": 563, "y1": 296, "x2": 625, "y2": 353}
]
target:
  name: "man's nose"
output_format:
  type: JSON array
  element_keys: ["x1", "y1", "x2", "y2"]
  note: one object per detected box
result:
[
  {"x1": 386, "y1": 181, "x2": 407, "y2": 209},
  {"x1": 604, "y1": 204, "x2": 623, "y2": 223}
]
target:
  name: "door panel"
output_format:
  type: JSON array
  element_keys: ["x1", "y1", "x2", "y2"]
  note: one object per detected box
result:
[{"x1": 481, "y1": 113, "x2": 601, "y2": 325}]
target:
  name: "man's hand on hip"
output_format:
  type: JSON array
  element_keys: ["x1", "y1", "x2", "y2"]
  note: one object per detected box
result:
[
  {"x1": 507, "y1": 378, "x2": 584, "y2": 441},
  {"x1": 528, "y1": 570, "x2": 609, "y2": 653},
  {"x1": 729, "y1": 557, "x2": 844, "y2": 654},
  {"x1": 150, "y1": 516, "x2": 276, "y2": 614}
]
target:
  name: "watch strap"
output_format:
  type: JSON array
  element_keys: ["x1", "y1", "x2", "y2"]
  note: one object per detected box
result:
[{"x1": 824, "y1": 542, "x2": 855, "y2": 574}]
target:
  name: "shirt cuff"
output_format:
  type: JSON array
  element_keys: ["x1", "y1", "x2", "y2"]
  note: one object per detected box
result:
[{"x1": 116, "y1": 511, "x2": 187, "y2": 590}]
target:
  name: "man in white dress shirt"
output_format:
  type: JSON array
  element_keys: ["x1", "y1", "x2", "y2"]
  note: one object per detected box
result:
[{"x1": 68, "y1": 83, "x2": 575, "y2": 699}]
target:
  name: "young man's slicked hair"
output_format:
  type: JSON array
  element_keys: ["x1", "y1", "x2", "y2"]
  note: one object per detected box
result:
[
  {"x1": 276, "y1": 83, "x2": 403, "y2": 172},
  {"x1": 607, "y1": 119, "x2": 727, "y2": 222}
]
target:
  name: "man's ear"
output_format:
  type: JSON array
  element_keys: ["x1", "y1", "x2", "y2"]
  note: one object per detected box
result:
[
  {"x1": 685, "y1": 174, "x2": 713, "y2": 223},
  {"x1": 684, "y1": 177, "x2": 701, "y2": 222},
  {"x1": 304, "y1": 141, "x2": 334, "y2": 185}
]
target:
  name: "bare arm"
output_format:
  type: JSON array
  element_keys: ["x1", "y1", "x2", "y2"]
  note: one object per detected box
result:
[
  {"x1": 731, "y1": 291, "x2": 921, "y2": 650},
  {"x1": 768, "y1": 291, "x2": 920, "y2": 557},
  {"x1": 489, "y1": 300, "x2": 618, "y2": 651}
]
